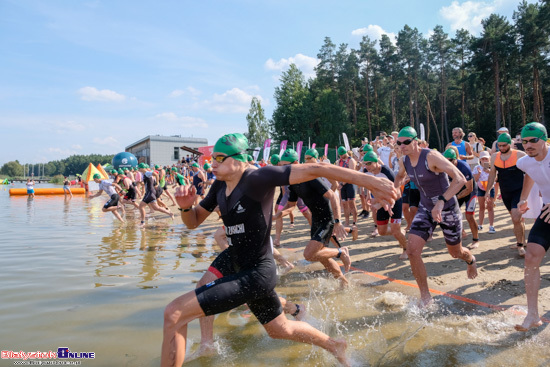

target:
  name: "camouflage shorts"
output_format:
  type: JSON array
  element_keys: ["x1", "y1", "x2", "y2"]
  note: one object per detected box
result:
[{"x1": 409, "y1": 204, "x2": 463, "y2": 245}]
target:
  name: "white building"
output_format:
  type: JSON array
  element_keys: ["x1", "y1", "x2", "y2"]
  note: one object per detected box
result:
[{"x1": 125, "y1": 135, "x2": 208, "y2": 166}]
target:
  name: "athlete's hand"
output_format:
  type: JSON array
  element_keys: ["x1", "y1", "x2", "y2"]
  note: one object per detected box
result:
[
  {"x1": 368, "y1": 177, "x2": 398, "y2": 212},
  {"x1": 518, "y1": 199, "x2": 529, "y2": 215},
  {"x1": 539, "y1": 203, "x2": 550, "y2": 223},
  {"x1": 431, "y1": 201, "x2": 444, "y2": 223},
  {"x1": 174, "y1": 184, "x2": 196, "y2": 209},
  {"x1": 333, "y1": 222, "x2": 348, "y2": 241}
]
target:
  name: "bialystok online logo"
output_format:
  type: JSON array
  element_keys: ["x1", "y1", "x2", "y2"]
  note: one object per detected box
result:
[{"x1": 1, "y1": 348, "x2": 95, "y2": 360}]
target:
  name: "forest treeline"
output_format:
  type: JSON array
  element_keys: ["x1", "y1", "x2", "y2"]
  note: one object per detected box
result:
[
  {"x1": 266, "y1": 1, "x2": 549, "y2": 150},
  {"x1": 1, "y1": 154, "x2": 115, "y2": 177}
]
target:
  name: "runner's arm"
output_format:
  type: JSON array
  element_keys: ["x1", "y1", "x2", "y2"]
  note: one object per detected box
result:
[
  {"x1": 518, "y1": 173, "x2": 535, "y2": 213},
  {"x1": 485, "y1": 154, "x2": 498, "y2": 192}
]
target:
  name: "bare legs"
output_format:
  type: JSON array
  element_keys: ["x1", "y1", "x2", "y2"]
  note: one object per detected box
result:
[{"x1": 515, "y1": 243, "x2": 545, "y2": 332}]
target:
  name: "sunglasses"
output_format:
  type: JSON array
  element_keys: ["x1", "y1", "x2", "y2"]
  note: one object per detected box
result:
[
  {"x1": 212, "y1": 151, "x2": 244, "y2": 163},
  {"x1": 522, "y1": 136, "x2": 543, "y2": 145},
  {"x1": 364, "y1": 161, "x2": 374, "y2": 166},
  {"x1": 468, "y1": 135, "x2": 474, "y2": 137},
  {"x1": 396, "y1": 138, "x2": 415, "y2": 146}
]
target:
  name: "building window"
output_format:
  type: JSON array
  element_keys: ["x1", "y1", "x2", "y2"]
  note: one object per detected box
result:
[{"x1": 174, "y1": 147, "x2": 180, "y2": 160}]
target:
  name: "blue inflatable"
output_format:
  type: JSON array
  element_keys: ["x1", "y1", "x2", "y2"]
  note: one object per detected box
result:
[{"x1": 112, "y1": 152, "x2": 138, "y2": 170}]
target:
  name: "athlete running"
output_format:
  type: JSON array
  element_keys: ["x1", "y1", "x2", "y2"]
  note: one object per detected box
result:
[
  {"x1": 162, "y1": 133, "x2": 398, "y2": 367},
  {"x1": 137, "y1": 163, "x2": 174, "y2": 227},
  {"x1": 515, "y1": 122, "x2": 550, "y2": 332},
  {"x1": 363, "y1": 151, "x2": 408, "y2": 260},
  {"x1": 90, "y1": 173, "x2": 125, "y2": 223},
  {"x1": 394, "y1": 126, "x2": 477, "y2": 306},
  {"x1": 335, "y1": 146, "x2": 358, "y2": 226},
  {"x1": 486, "y1": 133, "x2": 527, "y2": 257}
]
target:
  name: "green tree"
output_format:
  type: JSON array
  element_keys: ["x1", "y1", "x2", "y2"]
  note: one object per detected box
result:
[
  {"x1": 245, "y1": 97, "x2": 270, "y2": 147},
  {"x1": 429, "y1": 25, "x2": 452, "y2": 143},
  {"x1": 271, "y1": 64, "x2": 311, "y2": 143},
  {"x1": 0, "y1": 160, "x2": 23, "y2": 177}
]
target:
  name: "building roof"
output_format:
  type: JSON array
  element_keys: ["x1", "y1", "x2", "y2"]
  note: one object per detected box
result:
[{"x1": 125, "y1": 135, "x2": 208, "y2": 150}]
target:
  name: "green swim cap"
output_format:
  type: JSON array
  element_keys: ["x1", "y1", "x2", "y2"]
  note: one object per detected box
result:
[
  {"x1": 117, "y1": 169, "x2": 124, "y2": 175},
  {"x1": 171, "y1": 167, "x2": 177, "y2": 171},
  {"x1": 93, "y1": 173, "x2": 101, "y2": 180},
  {"x1": 154, "y1": 165, "x2": 160, "y2": 169},
  {"x1": 123, "y1": 168, "x2": 129, "y2": 172},
  {"x1": 175, "y1": 174, "x2": 185, "y2": 185},
  {"x1": 497, "y1": 133, "x2": 512, "y2": 144},
  {"x1": 247, "y1": 154, "x2": 253, "y2": 162},
  {"x1": 337, "y1": 146, "x2": 347, "y2": 156},
  {"x1": 398, "y1": 126, "x2": 417, "y2": 139},
  {"x1": 281, "y1": 148, "x2": 299, "y2": 163},
  {"x1": 270, "y1": 154, "x2": 280, "y2": 165},
  {"x1": 304, "y1": 148, "x2": 319, "y2": 159},
  {"x1": 362, "y1": 151, "x2": 379, "y2": 163},
  {"x1": 521, "y1": 122, "x2": 547, "y2": 140},
  {"x1": 138, "y1": 163, "x2": 147, "y2": 169},
  {"x1": 213, "y1": 133, "x2": 249, "y2": 163},
  {"x1": 191, "y1": 162, "x2": 199, "y2": 168},
  {"x1": 203, "y1": 163, "x2": 211, "y2": 170},
  {"x1": 443, "y1": 148, "x2": 457, "y2": 160},
  {"x1": 362, "y1": 144, "x2": 373, "y2": 152}
]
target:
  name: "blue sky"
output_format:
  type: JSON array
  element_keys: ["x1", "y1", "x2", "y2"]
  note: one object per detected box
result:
[{"x1": 0, "y1": 0, "x2": 533, "y2": 165}]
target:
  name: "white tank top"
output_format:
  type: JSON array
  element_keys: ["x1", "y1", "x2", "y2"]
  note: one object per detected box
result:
[{"x1": 517, "y1": 150, "x2": 550, "y2": 203}]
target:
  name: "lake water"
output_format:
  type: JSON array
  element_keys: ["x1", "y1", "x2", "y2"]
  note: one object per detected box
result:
[{"x1": 1, "y1": 184, "x2": 549, "y2": 367}]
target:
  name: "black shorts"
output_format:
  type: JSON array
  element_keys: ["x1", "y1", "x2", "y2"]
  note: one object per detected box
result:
[
  {"x1": 501, "y1": 188, "x2": 522, "y2": 212},
  {"x1": 477, "y1": 187, "x2": 495, "y2": 198},
  {"x1": 194, "y1": 184, "x2": 203, "y2": 196},
  {"x1": 408, "y1": 188, "x2": 420, "y2": 208},
  {"x1": 376, "y1": 198, "x2": 403, "y2": 225},
  {"x1": 528, "y1": 209, "x2": 550, "y2": 251},
  {"x1": 197, "y1": 250, "x2": 281, "y2": 325},
  {"x1": 103, "y1": 194, "x2": 120, "y2": 209},
  {"x1": 123, "y1": 188, "x2": 136, "y2": 201},
  {"x1": 402, "y1": 183, "x2": 411, "y2": 204},
  {"x1": 142, "y1": 192, "x2": 156, "y2": 204},
  {"x1": 311, "y1": 220, "x2": 334, "y2": 245},
  {"x1": 340, "y1": 183, "x2": 355, "y2": 201}
]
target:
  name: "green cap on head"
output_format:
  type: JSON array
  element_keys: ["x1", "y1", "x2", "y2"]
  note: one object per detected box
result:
[
  {"x1": 93, "y1": 173, "x2": 101, "y2": 180},
  {"x1": 213, "y1": 133, "x2": 249, "y2": 163},
  {"x1": 191, "y1": 162, "x2": 199, "y2": 168},
  {"x1": 270, "y1": 154, "x2": 280, "y2": 165},
  {"x1": 362, "y1": 151, "x2": 379, "y2": 163},
  {"x1": 137, "y1": 163, "x2": 146, "y2": 169},
  {"x1": 304, "y1": 148, "x2": 319, "y2": 159},
  {"x1": 247, "y1": 154, "x2": 253, "y2": 162},
  {"x1": 154, "y1": 165, "x2": 160, "y2": 169},
  {"x1": 362, "y1": 144, "x2": 373, "y2": 152},
  {"x1": 398, "y1": 126, "x2": 417, "y2": 139},
  {"x1": 521, "y1": 122, "x2": 547, "y2": 140},
  {"x1": 337, "y1": 146, "x2": 347, "y2": 156},
  {"x1": 123, "y1": 168, "x2": 129, "y2": 172},
  {"x1": 203, "y1": 163, "x2": 211, "y2": 170},
  {"x1": 117, "y1": 169, "x2": 124, "y2": 175},
  {"x1": 281, "y1": 148, "x2": 299, "y2": 163},
  {"x1": 175, "y1": 174, "x2": 185, "y2": 185},
  {"x1": 497, "y1": 133, "x2": 512, "y2": 144},
  {"x1": 171, "y1": 167, "x2": 177, "y2": 171},
  {"x1": 443, "y1": 148, "x2": 457, "y2": 160}
]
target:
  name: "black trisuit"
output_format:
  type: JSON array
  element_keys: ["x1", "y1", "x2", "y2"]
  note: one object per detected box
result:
[{"x1": 196, "y1": 165, "x2": 291, "y2": 324}]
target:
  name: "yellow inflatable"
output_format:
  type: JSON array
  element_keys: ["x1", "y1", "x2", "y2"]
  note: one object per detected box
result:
[{"x1": 9, "y1": 188, "x2": 86, "y2": 196}]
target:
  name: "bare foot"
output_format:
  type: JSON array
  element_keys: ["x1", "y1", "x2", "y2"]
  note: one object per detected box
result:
[
  {"x1": 185, "y1": 343, "x2": 216, "y2": 361},
  {"x1": 351, "y1": 225, "x2": 358, "y2": 241},
  {"x1": 340, "y1": 247, "x2": 351, "y2": 273},
  {"x1": 467, "y1": 241, "x2": 479, "y2": 250},
  {"x1": 370, "y1": 229, "x2": 379, "y2": 238},
  {"x1": 466, "y1": 256, "x2": 477, "y2": 279},
  {"x1": 399, "y1": 250, "x2": 409, "y2": 260},
  {"x1": 418, "y1": 296, "x2": 434, "y2": 309},
  {"x1": 514, "y1": 315, "x2": 543, "y2": 332},
  {"x1": 518, "y1": 246, "x2": 526, "y2": 257},
  {"x1": 330, "y1": 338, "x2": 350, "y2": 367}
]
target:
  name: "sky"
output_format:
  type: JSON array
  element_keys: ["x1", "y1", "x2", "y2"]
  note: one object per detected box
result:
[{"x1": 0, "y1": 0, "x2": 535, "y2": 165}]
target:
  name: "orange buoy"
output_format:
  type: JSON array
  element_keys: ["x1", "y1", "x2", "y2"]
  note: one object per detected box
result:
[{"x1": 9, "y1": 188, "x2": 86, "y2": 196}]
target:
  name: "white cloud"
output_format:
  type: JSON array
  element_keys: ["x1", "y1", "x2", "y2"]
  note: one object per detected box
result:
[
  {"x1": 71, "y1": 144, "x2": 82, "y2": 150},
  {"x1": 197, "y1": 88, "x2": 263, "y2": 114},
  {"x1": 47, "y1": 147, "x2": 79, "y2": 156},
  {"x1": 440, "y1": 1, "x2": 497, "y2": 34},
  {"x1": 55, "y1": 120, "x2": 85, "y2": 133},
  {"x1": 265, "y1": 53, "x2": 319, "y2": 79},
  {"x1": 77, "y1": 86, "x2": 126, "y2": 102},
  {"x1": 351, "y1": 25, "x2": 397, "y2": 44},
  {"x1": 93, "y1": 136, "x2": 120, "y2": 148},
  {"x1": 154, "y1": 113, "x2": 208, "y2": 128},
  {"x1": 169, "y1": 86, "x2": 202, "y2": 98}
]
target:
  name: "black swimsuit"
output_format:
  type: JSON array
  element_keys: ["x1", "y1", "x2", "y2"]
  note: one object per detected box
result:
[{"x1": 196, "y1": 165, "x2": 292, "y2": 324}]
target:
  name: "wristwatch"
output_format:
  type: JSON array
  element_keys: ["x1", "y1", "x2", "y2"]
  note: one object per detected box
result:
[
  {"x1": 438, "y1": 195, "x2": 447, "y2": 203},
  {"x1": 334, "y1": 218, "x2": 340, "y2": 223}
]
